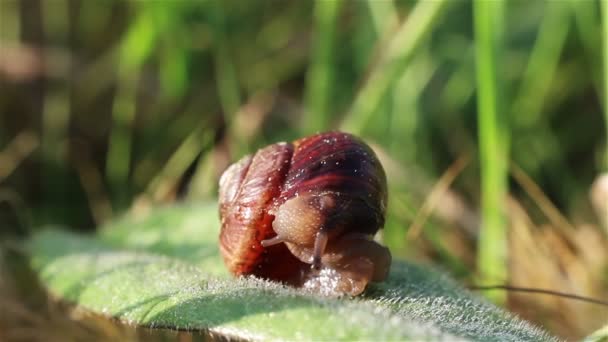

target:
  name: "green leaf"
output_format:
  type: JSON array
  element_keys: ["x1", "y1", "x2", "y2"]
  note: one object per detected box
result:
[
  {"x1": 584, "y1": 325, "x2": 608, "y2": 342},
  {"x1": 28, "y1": 202, "x2": 556, "y2": 341}
]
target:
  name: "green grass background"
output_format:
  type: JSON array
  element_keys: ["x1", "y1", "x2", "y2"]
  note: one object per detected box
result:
[{"x1": 1, "y1": 0, "x2": 607, "y2": 340}]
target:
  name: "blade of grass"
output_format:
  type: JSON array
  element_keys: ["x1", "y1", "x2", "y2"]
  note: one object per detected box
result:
[
  {"x1": 440, "y1": 48, "x2": 475, "y2": 111},
  {"x1": 603, "y1": 0, "x2": 608, "y2": 169},
  {"x1": 390, "y1": 46, "x2": 436, "y2": 166},
  {"x1": 407, "y1": 154, "x2": 470, "y2": 240},
  {"x1": 0, "y1": 0, "x2": 20, "y2": 41},
  {"x1": 239, "y1": 3, "x2": 310, "y2": 96},
  {"x1": 436, "y1": 46, "x2": 480, "y2": 158},
  {"x1": 569, "y1": 0, "x2": 602, "y2": 99},
  {"x1": 304, "y1": 0, "x2": 342, "y2": 133},
  {"x1": 509, "y1": 2, "x2": 578, "y2": 218},
  {"x1": 74, "y1": 154, "x2": 113, "y2": 226},
  {"x1": 159, "y1": 42, "x2": 188, "y2": 100},
  {"x1": 106, "y1": 72, "x2": 137, "y2": 210},
  {"x1": 187, "y1": 92, "x2": 277, "y2": 201},
  {"x1": 511, "y1": 1, "x2": 569, "y2": 127},
  {"x1": 41, "y1": 0, "x2": 70, "y2": 221},
  {"x1": 0, "y1": 131, "x2": 39, "y2": 183},
  {"x1": 41, "y1": 88, "x2": 70, "y2": 165},
  {"x1": 473, "y1": 0, "x2": 509, "y2": 304},
  {"x1": 602, "y1": 0, "x2": 608, "y2": 229},
  {"x1": 341, "y1": 0, "x2": 449, "y2": 134},
  {"x1": 365, "y1": 0, "x2": 399, "y2": 145},
  {"x1": 107, "y1": 4, "x2": 162, "y2": 210},
  {"x1": 106, "y1": 21, "x2": 152, "y2": 209},
  {"x1": 144, "y1": 125, "x2": 211, "y2": 202},
  {"x1": 213, "y1": 20, "x2": 240, "y2": 117},
  {"x1": 510, "y1": 162, "x2": 575, "y2": 233},
  {"x1": 208, "y1": 2, "x2": 242, "y2": 155},
  {"x1": 367, "y1": 0, "x2": 398, "y2": 36}
]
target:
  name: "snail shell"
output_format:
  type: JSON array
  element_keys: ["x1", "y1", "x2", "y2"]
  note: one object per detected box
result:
[{"x1": 218, "y1": 131, "x2": 391, "y2": 296}]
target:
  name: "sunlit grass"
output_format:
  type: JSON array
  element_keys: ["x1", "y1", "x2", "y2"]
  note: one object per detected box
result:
[{"x1": 341, "y1": 0, "x2": 449, "y2": 134}]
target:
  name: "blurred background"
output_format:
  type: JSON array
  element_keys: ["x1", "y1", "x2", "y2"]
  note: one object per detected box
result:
[{"x1": 1, "y1": 0, "x2": 607, "y2": 340}]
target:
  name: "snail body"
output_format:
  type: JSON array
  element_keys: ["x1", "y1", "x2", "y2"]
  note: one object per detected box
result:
[{"x1": 218, "y1": 132, "x2": 391, "y2": 296}]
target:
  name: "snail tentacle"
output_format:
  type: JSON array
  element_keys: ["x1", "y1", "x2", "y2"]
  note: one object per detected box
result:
[{"x1": 260, "y1": 235, "x2": 285, "y2": 247}]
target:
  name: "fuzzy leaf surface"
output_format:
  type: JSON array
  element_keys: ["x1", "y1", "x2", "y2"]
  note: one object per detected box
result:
[{"x1": 29, "y1": 203, "x2": 556, "y2": 341}]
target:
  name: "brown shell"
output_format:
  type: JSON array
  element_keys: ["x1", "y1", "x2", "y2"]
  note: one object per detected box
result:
[
  {"x1": 218, "y1": 142, "x2": 307, "y2": 283},
  {"x1": 218, "y1": 131, "x2": 388, "y2": 287},
  {"x1": 280, "y1": 132, "x2": 387, "y2": 235}
]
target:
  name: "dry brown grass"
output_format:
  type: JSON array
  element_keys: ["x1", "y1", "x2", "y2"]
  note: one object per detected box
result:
[
  {"x1": 503, "y1": 172, "x2": 608, "y2": 340},
  {"x1": 508, "y1": 199, "x2": 608, "y2": 340},
  {"x1": 404, "y1": 162, "x2": 608, "y2": 340}
]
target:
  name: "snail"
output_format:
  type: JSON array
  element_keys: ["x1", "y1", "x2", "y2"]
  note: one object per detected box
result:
[{"x1": 218, "y1": 131, "x2": 391, "y2": 296}]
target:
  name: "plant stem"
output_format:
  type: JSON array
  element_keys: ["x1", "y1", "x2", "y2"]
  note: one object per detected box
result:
[
  {"x1": 601, "y1": 0, "x2": 608, "y2": 230},
  {"x1": 473, "y1": 0, "x2": 509, "y2": 304},
  {"x1": 603, "y1": 0, "x2": 608, "y2": 172}
]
